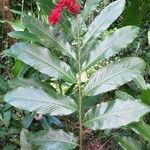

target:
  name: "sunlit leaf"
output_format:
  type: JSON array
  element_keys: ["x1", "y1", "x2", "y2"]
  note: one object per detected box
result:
[
  {"x1": 22, "y1": 16, "x2": 76, "y2": 59},
  {"x1": 10, "y1": 42, "x2": 76, "y2": 83},
  {"x1": 84, "y1": 57, "x2": 145, "y2": 96},
  {"x1": 81, "y1": 0, "x2": 125, "y2": 53},
  {"x1": 83, "y1": 99, "x2": 150, "y2": 130},
  {"x1": 4, "y1": 87, "x2": 77, "y2": 116},
  {"x1": 29, "y1": 129, "x2": 78, "y2": 150},
  {"x1": 82, "y1": 26, "x2": 139, "y2": 70}
]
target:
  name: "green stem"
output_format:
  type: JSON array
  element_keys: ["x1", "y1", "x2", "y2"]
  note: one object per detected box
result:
[
  {"x1": 21, "y1": 0, "x2": 25, "y2": 22},
  {"x1": 76, "y1": 15, "x2": 83, "y2": 150}
]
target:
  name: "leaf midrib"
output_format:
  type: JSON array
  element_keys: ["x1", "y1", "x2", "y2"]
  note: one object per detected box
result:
[
  {"x1": 85, "y1": 61, "x2": 142, "y2": 95},
  {"x1": 84, "y1": 102, "x2": 148, "y2": 125},
  {"x1": 33, "y1": 136, "x2": 78, "y2": 146},
  {"x1": 25, "y1": 18, "x2": 76, "y2": 59},
  {"x1": 7, "y1": 94, "x2": 76, "y2": 111},
  {"x1": 15, "y1": 48, "x2": 75, "y2": 83},
  {"x1": 82, "y1": 1, "x2": 122, "y2": 50},
  {"x1": 84, "y1": 28, "x2": 137, "y2": 70}
]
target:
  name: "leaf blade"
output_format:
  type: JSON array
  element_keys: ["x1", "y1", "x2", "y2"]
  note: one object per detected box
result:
[
  {"x1": 81, "y1": 0, "x2": 125, "y2": 51},
  {"x1": 22, "y1": 16, "x2": 76, "y2": 59},
  {"x1": 116, "y1": 136, "x2": 143, "y2": 150},
  {"x1": 29, "y1": 129, "x2": 78, "y2": 150},
  {"x1": 83, "y1": 99, "x2": 150, "y2": 130},
  {"x1": 10, "y1": 42, "x2": 76, "y2": 83},
  {"x1": 84, "y1": 57, "x2": 146, "y2": 96},
  {"x1": 4, "y1": 87, "x2": 77, "y2": 116},
  {"x1": 130, "y1": 121, "x2": 150, "y2": 142},
  {"x1": 82, "y1": 26, "x2": 139, "y2": 70}
]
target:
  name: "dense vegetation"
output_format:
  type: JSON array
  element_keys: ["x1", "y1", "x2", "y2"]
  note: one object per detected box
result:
[{"x1": 0, "y1": 0, "x2": 150, "y2": 150}]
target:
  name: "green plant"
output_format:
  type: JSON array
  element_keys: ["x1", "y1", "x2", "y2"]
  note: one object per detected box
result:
[{"x1": 2, "y1": 0, "x2": 150, "y2": 149}]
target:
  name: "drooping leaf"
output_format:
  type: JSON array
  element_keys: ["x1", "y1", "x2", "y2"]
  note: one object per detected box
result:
[
  {"x1": 115, "y1": 90, "x2": 135, "y2": 100},
  {"x1": 140, "y1": 89, "x2": 150, "y2": 105},
  {"x1": 134, "y1": 75, "x2": 150, "y2": 90},
  {"x1": 12, "y1": 60, "x2": 28, "y2": 77},
  {"x1": 10, "y1": 42, "x2": 76, "y2": 83},
  {"x1": 20, "y1": 129, "x2": 32, "y2": 150},
  {"x1": 8, "y1": 31, "x2": 40, "y2": 42},
  {"x1": 81, "y1": 0, "x2": 125, "y2": 52},
  {"x1": 129, "y1": 121, "x2": 150, "y2": 142},
  {"x1": 22, "y1": 16, "x2": 76, "y2": 59},
  {"x1": 0, "y1": 77, "x2": 9, "y2": 94},
  {"x1": 3, "y1": 110, "x2": 11, "y2": 127},
  {"x1": 82, "y1": 26, "x2": 139, "y2": 70},
  {"x1": 8, "y1": 78, "x2": 56, "y2": 93},
  {"x1": 84, "y1": 57, "x2": 146, "y2": 96},
  {"x1": 4, "y1": 87, "x2": 77, "y2": 116},
  {"x1": 2, "y1": 145, "x2": 17, "y2": 150},
  {"x1": 82, "y1": 0, "x2": 101, "y2": 20},
  {"x1": 36, "y1": 0, "x2": 53, "y2": 15},
  {"x1": 23, "y1": 113, "x2": 35, "y2": 129},
  {"x1": 83, "y1": 99, "x2": 150, "y2": 130},
  {"x1": 29, "y1": 129, "x2": 78, "y2": 150},
  {"x1": 116, "y1": 136, "x2": 143, "y2": 150}
]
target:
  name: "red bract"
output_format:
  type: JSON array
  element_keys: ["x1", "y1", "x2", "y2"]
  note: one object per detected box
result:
[
  {"x1": 48, "y1": 8, "x2": 62, "y2": 25},
  {"x1": 48, "y1": 0, "x2": 80, "y2": 25},
  {"x1": 68, "y1": 3, "x2": 80, "y2": 14}
]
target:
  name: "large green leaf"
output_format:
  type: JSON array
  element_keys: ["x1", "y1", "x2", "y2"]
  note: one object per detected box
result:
[
  {"x1": 115, "y1": 90, "x2": 135, "y2": 100},
  {"x1": 120, "y1": 0, "x2": 150, "y2": 27},
  {"x1": 130, "y1": 121, "x2": 150, "y2": 142},
  {"x1": 8, "y1": 31, "x2": 40, "y2": 42},
  {"x1": 36, "y1": 0, "x2": 53, "y2": 15},
  {"x1": 29, "y1": 129, "x2": 78, "y2": 150},
  {"x1": 10, "y1": 42, "x2": 76, "y2": 83},
  {"x1": 134, "y1": 75, "x2": 150, "y2": 90},
  {"x1": 22, "y1": 16, "x2": 76, "y2": 59},
  {"x1": 83, "y1": 99, "x2": 150, "y2": 130},
  {"x1": 20, "y1": 129, "x2": 32, "y2": 150},
  {"x1": 82, "y1": 0, "x2": 101, "y2": 20},
  {"x1": 140, "y1": 89, "x2": 150, "y2": 105},
  {"x1": 116, "y1": 136, "x2": 143, "y2": 150},
  {"x1": 81, "y1": 0, "x2": 125, "y2": 53},
  {"x1": 82, "y1": 26, "x2": 139, "y2": 70},
  {"x1": 8, "y1": 78, "x2": 55, "y2": 92},
  {"x1": 4, "y1": 87, "x2": 77, "y2": 116},
  {"x1": 84, "y1": 57, "x2": 145, "y2": 96},
  {"x1": 0, "y1": 77, "x2": 9, "y2": 94}
]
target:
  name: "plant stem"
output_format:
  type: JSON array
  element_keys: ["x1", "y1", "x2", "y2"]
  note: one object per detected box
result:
[
  {"x1": 76, "y1": 15, "x2": 83, "y2": 150},
  {"x1": 21, "y1": 0, "x2": 25, "y2": 22}
]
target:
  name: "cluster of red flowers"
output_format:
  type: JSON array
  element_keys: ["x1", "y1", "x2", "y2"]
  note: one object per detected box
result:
[{"x1": 48, "y1": 0, "x2": 80, "y2": 25}]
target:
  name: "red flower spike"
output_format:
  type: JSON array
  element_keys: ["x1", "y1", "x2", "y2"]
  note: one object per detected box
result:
[
  {"x1": 48, "y1": 8, "x2": 62, "y2": 25},
  {"x1": 48, "y1": 0, "x2": 80, "y2": 25},
  {"x1": 68, "y1": 3, "x2": 80, "y2": 14}
]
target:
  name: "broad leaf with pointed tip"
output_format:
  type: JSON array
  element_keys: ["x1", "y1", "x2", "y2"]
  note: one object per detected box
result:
[
  {"x1": 8, "y1": 31, "x2": 40, "y2": 42},
  {"x1": 20, "y1": 129, "x2": 32, "y2": 150},
  {"x1": 29, "y1": 129, "x2": 78, "y2": 150},
  {"x1": 82, "y1": 0, "x2": 101, "y2": 20},
  {"x1": 83, "y1": 99, "x2": 150, "y2": 130},
  {"x1": 130, "y1": 121, "x2": 150, "y2": 142},
  {"x1": 84, "y1": 57, "x2": 145, "y2": 96},
  {"x1": 82, "y1": 26, "x2": 139, "y2": 70},
  {"x1": 4, "y1": 87, "x2": 77, "y2": 116},
  {"x1": 10, "y1": 42, "x2": 76, "y2": 83},
  {"x1": 22, "y1": 16, "x2": 76, "y2": 59},
  {"x1": 81, "y1": 0, "x2": 125, "y2": 54},
  {"x1": 116, "y1": 136, "x2": 143, "y2": 150}
]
